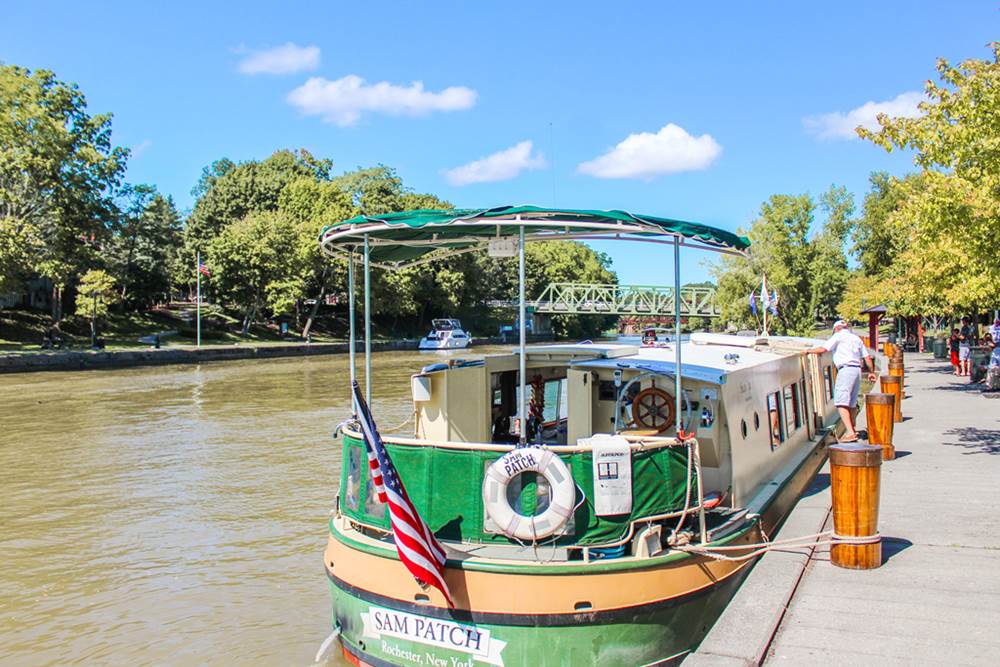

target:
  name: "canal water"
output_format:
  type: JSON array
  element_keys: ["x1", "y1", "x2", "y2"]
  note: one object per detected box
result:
[{"x1": 0, "y1": 346, "x2": 511, "y2": 666}]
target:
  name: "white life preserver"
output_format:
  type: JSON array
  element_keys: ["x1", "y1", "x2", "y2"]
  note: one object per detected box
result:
[{"x1": 483, "y1": 447, "x2": 576, "y2": 541}]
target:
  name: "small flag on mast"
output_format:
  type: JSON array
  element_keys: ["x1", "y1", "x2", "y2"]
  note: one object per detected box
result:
[
  {"x1": 351, "y1": 381, "x2": 454, "y2": 607},
  {"x1": 749, "y1": 291, "x2": 757, "y2": 316},
  {"x1": 198, "y1": 259, "x2": 211, "y2": 277}
]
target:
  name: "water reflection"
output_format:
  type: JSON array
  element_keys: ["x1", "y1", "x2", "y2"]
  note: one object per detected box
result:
[{"x1": 0, "y1": 346, "x2": 510, "y2": 666}]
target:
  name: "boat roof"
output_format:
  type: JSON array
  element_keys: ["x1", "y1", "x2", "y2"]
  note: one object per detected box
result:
[
  {"x1": 519, "y1": 334, "x2": 821, "y2": 385},
  {"x1": 319, "y1": 206, "x2": 750, "y2": 269}
]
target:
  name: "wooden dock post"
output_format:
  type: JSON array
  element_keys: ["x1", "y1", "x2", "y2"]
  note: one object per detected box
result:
[
  {"x1": 829, "y1": 443, "x2": 882, "y2": 569},
  {"x1": 880, "y1": 375, "x2": 903, "y2": 423},
  {"x1": 865, "y1": 393, "x2": 895, "y2": 460},
  {"x1": 888, "y1": 359, "x2": 905, "y2": 398}
]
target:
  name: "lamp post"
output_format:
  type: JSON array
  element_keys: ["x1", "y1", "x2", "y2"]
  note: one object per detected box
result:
[{"x1": 90, "y1": 292, "x2": 97, "y2": 349}]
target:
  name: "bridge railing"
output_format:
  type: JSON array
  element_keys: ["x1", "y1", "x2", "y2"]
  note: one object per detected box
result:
[{"x1": 530, "y1": 283, "x2": 719, "y2": 317}]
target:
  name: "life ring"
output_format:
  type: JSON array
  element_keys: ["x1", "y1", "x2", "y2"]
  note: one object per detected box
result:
[
  {"x1": 631, "y1": 387, "x2": 676, "y2": 433},
  {"x1": 483, "y1": 448, "x2": 575, "y2": 541}
]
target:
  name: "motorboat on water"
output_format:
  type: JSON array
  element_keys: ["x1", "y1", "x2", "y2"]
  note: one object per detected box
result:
[
  {"x1": 315, "y1": 206, "x2": 860, "y2": 666},
  {"x1": 419, "y1": 319, "x2": 471, "y2": 350}
]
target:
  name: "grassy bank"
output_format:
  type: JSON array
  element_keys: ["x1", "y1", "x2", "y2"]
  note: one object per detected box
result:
[{"x1": 0, "y1": 307, "x2": 344, "y2": 353}]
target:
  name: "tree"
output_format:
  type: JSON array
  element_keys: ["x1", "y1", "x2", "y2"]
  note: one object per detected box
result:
[
  {"x1": 713, "y1": 194, "x2": 817, "y2": 334},
  {"x1": 859, "y1": 44, "x2": 1000, "y2": 311},
  {"x1": 0, "y1": 64, "x2": 128, "y2": 319},
  {"x1": 77, "y1": 269, "x2": 117, "y2": 343},
  {"x1": 204, "y1": 211, "x2": 304, "y2": 334},
  {"x1": 809, "y1": 186, "x2": 854, "y2": 320},
  {"x1": 107, "y1": 186, "x2": 182, "y2": 307}
]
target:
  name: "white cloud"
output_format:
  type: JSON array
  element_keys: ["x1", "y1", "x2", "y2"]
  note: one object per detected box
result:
[
  {"x1": 804, "y1": 91, "x2": 924, "y2": 140},
  {"x1": 577, "y1": 123, "x2": 722, "y2": 180},
  {"x1": 238, "y1": 43, "x2": 320, "y2": 75},
  {"x1": 287, "y1": 75, "x2": 477, "y2": 126},
  {"x1": 444, "y1": 141, "x2": 546, "y2": 186},
  {"x1": 130, "y1": 139, "x2": 152, "y2": 158}
]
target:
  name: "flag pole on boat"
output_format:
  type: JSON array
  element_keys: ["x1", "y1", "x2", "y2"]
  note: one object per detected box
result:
[
  {"x1": 518, "y1": 221, "x2": 527, "y2": 447},
  {"x1": 364, "y1": 234, "x2": 372, "y2": 407},
  {"x1": 348, "y1": 247, "x2": 356, "y2": 415}
]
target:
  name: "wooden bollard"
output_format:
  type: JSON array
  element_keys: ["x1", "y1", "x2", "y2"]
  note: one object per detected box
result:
[
  {"x1": 884, "y1": 341, "x2": 896, "y2": 358},
  {"x1": 880, "y1": 375, "x2": 903, "y2": 423},
  {"x1": 888, "y1": 359, "x2": 905, "y2": 398},
  {"x1": 829, "y1": 443, "x2": 882, "y2": 569},
  {"x1": 865, "y1": 393, "x2": 895, "y2": 460}
]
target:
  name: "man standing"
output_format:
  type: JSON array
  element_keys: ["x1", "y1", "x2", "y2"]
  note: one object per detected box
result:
[
  {"x1": 807, "y1": 320, "x2": 877, "y2": 442},
  {"x1": 958, "y1": 317, "x2": 976, "y2": 377}
]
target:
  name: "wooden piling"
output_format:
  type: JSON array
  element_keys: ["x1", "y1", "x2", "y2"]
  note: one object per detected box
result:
[
  {"x1": 829, "y1": 443, "x2": 882, "y2": 569},
  {"x1": 884, "y1": 341, "x2": 896, "y2": 358},
  {"x1": 865, "y1": 393, "x2": 895, "y2": 460},
  {"x1": 888, "y1": 359, "x2": 905, "y2": 398},
  {"x1": 880, "y1": 375, "x2": 903, "y2": 422}
]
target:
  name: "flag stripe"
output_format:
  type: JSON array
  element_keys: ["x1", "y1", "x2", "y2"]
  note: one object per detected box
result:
[{"x1": 351, "y1": 381, "x2": 453, "y2": 606}]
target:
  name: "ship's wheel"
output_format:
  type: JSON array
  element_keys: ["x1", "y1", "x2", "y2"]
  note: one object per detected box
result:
[{"x1": 631, "y1": 387, "x2": 676, "y2": 433}]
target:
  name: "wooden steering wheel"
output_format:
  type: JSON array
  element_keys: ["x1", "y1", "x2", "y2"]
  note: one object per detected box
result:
[{"x1": 631, "y1": 387, "x2": 676, "y2": 433}]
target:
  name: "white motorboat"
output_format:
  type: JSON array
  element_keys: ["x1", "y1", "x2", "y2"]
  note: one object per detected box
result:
[{"x1": 418, "y1": 318, "x2": 471, "y2": 349}]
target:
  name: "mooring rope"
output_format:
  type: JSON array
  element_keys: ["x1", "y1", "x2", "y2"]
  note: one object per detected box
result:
[{"x1": 674, "y1": 530, "x2": 881, "y2": 562}]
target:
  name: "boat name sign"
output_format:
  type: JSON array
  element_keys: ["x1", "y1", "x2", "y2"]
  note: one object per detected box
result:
[{"x1": 361, "y1": 606, "x2": 508, "y2": 666}]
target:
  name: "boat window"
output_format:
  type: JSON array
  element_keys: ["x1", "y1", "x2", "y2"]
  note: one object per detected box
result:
[
  {"x1": 783, "y1": 385, "x2": 794, "y2": 433},
  {"x1": 784, "y1": 383, "x2": 802, "y2": 432},
  {"x1": 798, "y1": 379, "x2": 808, "y2": 425},
  {"x1": 345, "y1": 445, "x2": 360, "y2": 511},
  {"x1": 767, "y1": 391, "x2": 784, "y2": 449},
  {"x1": 753, "y1": 411, "x2": 761, "y2": 431},
  {"x1": 541, "y1": 378, "x2": 568, "y2": 423},
  {"x1": 740, "y1": 419, "x2": 748, "y2": 439},
  {"x1": 364, "y1": 459, "x2": 385, "y2": 518},
  {"x1": 824, "y1": 366, "x2": 834, "y2": 400}
]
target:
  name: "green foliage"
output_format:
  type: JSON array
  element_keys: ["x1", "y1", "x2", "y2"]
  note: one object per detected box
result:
[
  {"x1": 0, "y1": 64, "x2": 128, "y2": 311},
  {"x1": 714, "y1": 193, "x2": 817, "y2": 335},
  {"x1": 859, "y1": 44, "x2": 1000, "y2": 311},
  {"x1": 204, "y1": 210, "x2": 304, "y2": 329},
  {"x1": 108, "y1": 187, "x2": 182, "y2": 308},
  {"x1": 77, "y1": 269, "x2": 117, "y2": 319},
  {"x1": 809, "y1": 186, "x2": 854, "y2": 320}
]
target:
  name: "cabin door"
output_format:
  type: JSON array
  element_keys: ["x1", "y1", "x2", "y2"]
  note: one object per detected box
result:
[{"x1": 567, "y1": 369, "x2": 594, "y2": 445}]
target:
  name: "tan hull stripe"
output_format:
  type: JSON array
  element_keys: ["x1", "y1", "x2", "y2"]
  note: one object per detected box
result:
[{"x1": 324, "y1": 530, "x2": 754, "y2": 616}]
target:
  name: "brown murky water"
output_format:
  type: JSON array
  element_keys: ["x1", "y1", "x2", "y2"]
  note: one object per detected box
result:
[{"x1": 0, "y1": 346, "x2": 511, "y2": 666}]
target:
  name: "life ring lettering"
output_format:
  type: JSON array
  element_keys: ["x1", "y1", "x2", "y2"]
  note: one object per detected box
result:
[{"x1": 483, "y1": 448, "x2": 575, "y2": 541}]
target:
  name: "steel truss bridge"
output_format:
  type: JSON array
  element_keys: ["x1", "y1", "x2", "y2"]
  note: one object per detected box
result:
[{"x1": 527, "y1": 283, "x2": 719, "y2": 317}]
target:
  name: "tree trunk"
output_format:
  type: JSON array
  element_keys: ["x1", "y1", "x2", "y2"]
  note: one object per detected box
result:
[{"x1": 302, "y1": 268, "x2": 330, "y2": 339}]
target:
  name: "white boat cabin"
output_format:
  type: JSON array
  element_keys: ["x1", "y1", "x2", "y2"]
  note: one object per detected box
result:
[{"x1": 409, "y1": 334, "x2": 842, "y2": 508}]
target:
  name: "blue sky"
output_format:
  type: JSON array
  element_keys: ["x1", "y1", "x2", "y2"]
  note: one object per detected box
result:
[{"x1": 2, "y1": 1, "x2": 996, "y2": 284}]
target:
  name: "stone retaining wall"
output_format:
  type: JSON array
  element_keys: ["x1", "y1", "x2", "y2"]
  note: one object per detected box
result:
[{"x1": 0, "y1": 335, "x2": 551, "y2": 374}]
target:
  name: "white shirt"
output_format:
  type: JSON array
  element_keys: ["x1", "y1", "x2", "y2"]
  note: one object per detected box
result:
[{"x1": 823, "y1": 329, "x2": 871, "y2": 368}]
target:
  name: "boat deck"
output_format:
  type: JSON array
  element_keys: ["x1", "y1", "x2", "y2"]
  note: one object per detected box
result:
[{"x1": 687, "y1": 353, "x2": 1000, "y2": 666}]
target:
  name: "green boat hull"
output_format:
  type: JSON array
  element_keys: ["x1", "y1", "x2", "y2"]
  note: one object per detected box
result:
[{"x1": 328, "y1": 568, "x2": 748, "y2": 667}]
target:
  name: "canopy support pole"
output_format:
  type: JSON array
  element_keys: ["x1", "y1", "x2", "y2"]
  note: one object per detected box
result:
[
  {"x1": 673, "y1": 237, "x2": 682, "y2": 438},
  {"x1": 364, "y1": 235, "x2": 372, "y2": 407},
  {"x1": 348, "y1": 248, "x2": 356, "y2": 414},
  {"x1": 518, "y1": 224, "x2": 527, "y2": 447}
]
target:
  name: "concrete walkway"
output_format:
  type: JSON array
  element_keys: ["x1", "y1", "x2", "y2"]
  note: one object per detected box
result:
[{"x1": 765, "y1": 354, "x2": 1000, "y2": 665}]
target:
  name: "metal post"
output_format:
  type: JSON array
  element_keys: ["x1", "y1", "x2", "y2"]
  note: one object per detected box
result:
[
  {"x1": 348, "y1": 248, "x2": 356, "y2": 411},
  {"x1": 673, "y1": 237, "x2": 682, "y2": 437},
  {"x1": 196, "y1": 251, "x2": 201, "y2": 347},
  {"x1": 518, "y1": 224, "x2": 527, "y2": 447},
  {"x1": 364, "y1": 235, "x2": 372, "y2": 407}
]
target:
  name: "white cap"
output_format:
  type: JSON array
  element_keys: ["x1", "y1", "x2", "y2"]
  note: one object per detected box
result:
[{"x1": 833, "y1": 319, "x2": 848, "y2": 330}]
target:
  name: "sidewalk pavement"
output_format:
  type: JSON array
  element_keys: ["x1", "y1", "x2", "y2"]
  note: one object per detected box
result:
[{"x1": 765, "y1": 354, "x2": 1000, "y2": 665}]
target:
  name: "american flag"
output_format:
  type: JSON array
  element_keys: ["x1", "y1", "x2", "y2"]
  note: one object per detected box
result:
[
  {"x1": 351, "y1": 381, "x2": 453, "y2": 607},
  {"x1": 198, "y1": 260, "x2": 211, "y2": 277}
]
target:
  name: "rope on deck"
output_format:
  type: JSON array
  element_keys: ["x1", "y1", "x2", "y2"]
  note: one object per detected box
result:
[{"x1": 673, "y1": 530, "x2": 881, "y2": 562}]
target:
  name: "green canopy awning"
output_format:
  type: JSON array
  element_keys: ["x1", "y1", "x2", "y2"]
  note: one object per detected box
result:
[{"x1": 319, "y1": 205, "x2": 749, "y2": 267}]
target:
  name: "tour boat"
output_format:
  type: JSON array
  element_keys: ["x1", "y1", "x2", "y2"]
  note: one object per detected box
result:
[
  {"x1": 315, "y1": 207, "x2": 850, "y2": 666},
  {"x1": 419, "y1": 319, "x2": 471, "y2": 350}
]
